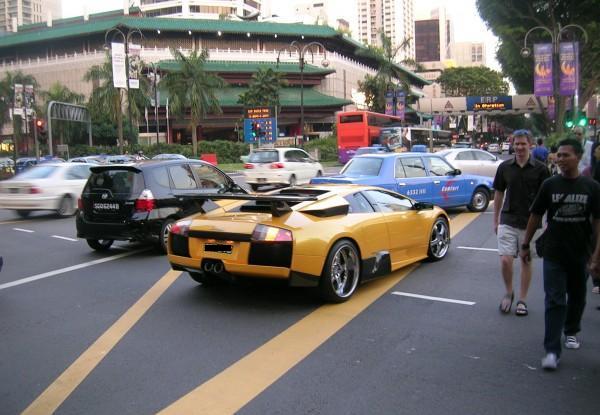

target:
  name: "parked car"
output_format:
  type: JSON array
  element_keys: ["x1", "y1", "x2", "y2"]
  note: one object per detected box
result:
[
  {"x1": 310, "y1": 152, "x2": 494, "y2": 212},
  {"x1": 436, "y1": 148, "x2": 503, "y2": 177},
  {"x1": 452, "y1": 142, "x2": 472, "y2": 149},
  {"x1": 102, "y1": 155, "x2": 136, "y2": 164},
  {"x1": 152, "y1": 153, "x2": 187, "y2": 160},
  {"x1": 76, "y1": 159, "x2": 246, "y2": 253},
  {"x1": 167, "y1": 185, "x2": 450, "y2": 302},
  {"x1": 0, "y1": 163, "x2": 94, "y2": 217},
  {"x1": 69, "y1": 156, "x2": 104, "y2": 164},
  {"x1": 355, "y1": 146, "x2": 392, "y2": 156},
  {"x1": 14, "y1": 156, "x2": 65, "y2": 174},
  {"x1": 502, "y1": 142, "x2": 511, "y2": 153},
  {"x1": 487, "y1": 143, "x2": 500, "y2": 153},
  {"x1": 243, "y1": 147, "x2": 324, "y2": 191}
]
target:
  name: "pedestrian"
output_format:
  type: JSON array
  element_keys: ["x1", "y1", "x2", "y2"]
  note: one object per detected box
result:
[
  {"x1": 547, "y1": 145, "x2": 559, "y2": 175},
  {"x1": 573, "y1": 126, "x2": 592, "y2": 173},
  {"x1": 589, "y1": 141, "x2": 600, "y2": 295},
  {"x1": 532, "y1": 138, "x2": 549, "y2": 163},
  {"x1": 493, "y1": 129, "x2": 550, "y2": 316},
  {"x1": 520, "y1": 137, "x2": 600, "y2": 371}
]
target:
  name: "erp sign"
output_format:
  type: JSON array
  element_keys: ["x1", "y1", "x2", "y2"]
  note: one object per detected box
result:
[
  {"x1": 243, "y1": 118, "x2": 277, "y2": 143},
  {"x1": 466, "y1": 96, "x2": 513, "y2": 111}
]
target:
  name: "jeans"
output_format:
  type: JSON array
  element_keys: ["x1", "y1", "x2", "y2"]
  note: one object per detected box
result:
[{"x1": 543, "y1": 257, "x2": 588, "y2": 356}]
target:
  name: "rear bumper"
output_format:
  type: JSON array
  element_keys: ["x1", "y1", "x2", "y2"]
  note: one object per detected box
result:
[
  {"x1": 76, "y1": 212, "x2": 160, "y2": 241},
  {"x1": 244, "y1": 172, "x2": 290, "y2": 185}
]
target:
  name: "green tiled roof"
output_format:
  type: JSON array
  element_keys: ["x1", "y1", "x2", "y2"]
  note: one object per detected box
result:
[
  {"x1": 158, "y1": 86, "x2": 352, "y2": 108},
  {"x1": 0, "y1": 10, "x2": 429, "y2": 86},
  {"x1": 156, "y1": 60, "x2": 335, "y2": 75}
]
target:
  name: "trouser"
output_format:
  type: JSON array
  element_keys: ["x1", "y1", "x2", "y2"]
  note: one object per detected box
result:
[{"x1": 543, "y1": 257, "x2": 588, "y2": 356}]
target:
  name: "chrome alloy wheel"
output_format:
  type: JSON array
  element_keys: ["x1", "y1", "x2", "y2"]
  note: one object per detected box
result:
[
  {"x1": 429, "y1": 219, "x2": 450, "y2": 259},
  {"x1": 329, "y1": 244, "x2": 360, "y2": 298}
]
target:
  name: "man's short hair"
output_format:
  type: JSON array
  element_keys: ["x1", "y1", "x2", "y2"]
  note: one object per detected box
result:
[
  {"x1": 536, "y1": 138, "x2": 543, "y2": 145},
  {"x1": 513, "y1": 129, "x2": 532, "y2": 143},
  {"x1": 558, "y1": 138, "x2": 583, "y2": 156}
]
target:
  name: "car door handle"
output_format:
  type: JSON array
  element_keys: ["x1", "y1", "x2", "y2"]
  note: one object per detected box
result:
[
  {"x1": 433, "y1": 180, "x2": 441, "y2": 184},
  {"x1": 398, "y1": 182, "x2": 406, "y2": 186}
]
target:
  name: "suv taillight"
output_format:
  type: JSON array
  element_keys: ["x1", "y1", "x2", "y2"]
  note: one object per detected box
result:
[
  {"x1": 270, "y1": 162, "x2": 285, "y2": 169},
  {"x1": 135, "y1": 189, "x2": 155, "y2": 212},
  {"x1": 77, "y1": 198, "x2": 83, "y2": 210}
]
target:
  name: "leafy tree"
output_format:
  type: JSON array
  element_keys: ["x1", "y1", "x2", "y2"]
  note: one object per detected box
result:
[
  {"x1": 357, "y1": 32, "x2": 420, "y2": 113},
  {"x1": 476, "y1": 0, "x2": 600, "y2": 133},
  {"x1": 40, "y1": 82, "x2": 86, "y2": 145},
  {"x1": 162, "y1": 48, "x2": 225, "y2": 157},
  {"x1": 437, "y1": 67, "x2": 509, "y2": 97},
  {"x1": 0, "y1": 71, "x2": 39, "y2": 155},
  {"x1": 237, "y1": 68, "x2": 287, "y2": 110},
  {"x1": 83, "y1": 53, "x2": 150, "y2": 152}
]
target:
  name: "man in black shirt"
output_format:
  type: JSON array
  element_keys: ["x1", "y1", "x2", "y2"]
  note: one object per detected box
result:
[
  {"x1": 521, "y1": 138, "x2": 600, "y2": 370},
  {"x1": 493, "y1": 130, "x2": 549, "y2": 316}
]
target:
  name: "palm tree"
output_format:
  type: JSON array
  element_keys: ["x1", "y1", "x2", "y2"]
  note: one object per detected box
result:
[
  {"x1": 238, "y1": 68, "x2": 287, "y2": 110},
  {"x1": 84, "y1": 53, "x2": 149, "y2": 152},
  {"x1": 162, "y1": 48, "x2": 225, "y2": 157}
]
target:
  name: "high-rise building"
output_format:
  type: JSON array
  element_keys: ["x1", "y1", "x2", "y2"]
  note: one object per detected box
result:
[
  {"x1": 414, "y1": 7, "x2": 452, "y2": 66},
  {"x1": 0, "y1": 0, "x2": 61, "y2": 32},
  {"x1": 138, "y1": 0, "x2": 262, "y2": 19},
  {"x1": 356, "y1": 0, "x2": 415, "y2": 62},
  {"x1": 450, "y1": 42, "x2": 486, "y2": 67}
]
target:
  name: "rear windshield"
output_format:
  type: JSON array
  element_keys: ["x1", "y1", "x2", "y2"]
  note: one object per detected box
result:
[
  {"x1": 341, "y1": 157, "x2": 383, "y2": 176},
  {"x1": 249, "y1": 151, "x2": 279, "y2": 163},
  {"x1": 85, "y1": 169, "x2": 144, "y2": 197},
  {"x1": 16, "y1": 165, "x2": 58, "y2": 179},
  {"x1": 339, "y1": 114, "x2": 364, "y2": 123}
]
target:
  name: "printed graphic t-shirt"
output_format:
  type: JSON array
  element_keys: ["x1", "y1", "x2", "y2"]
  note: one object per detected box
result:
[{"x1": 530, "y1": 175, "x2": 600, "y2": 262}]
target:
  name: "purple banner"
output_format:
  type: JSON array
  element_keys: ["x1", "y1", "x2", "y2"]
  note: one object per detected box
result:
[
  {"x1": 384, "y1": 91, "x2": 394, "y2": 116},
  {"x1": 534, "y1": 43, "x2": 553, "y2": 97},
  {"x1": 395, "y1": 91, "x2": 405, "y2": 120},
  {"x1": 559, "y1": 42, "x2": 579, "y2": 96}
]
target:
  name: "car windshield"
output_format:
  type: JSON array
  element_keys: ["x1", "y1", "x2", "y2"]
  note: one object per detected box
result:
[
  {"x1": 16, "y1": 165, "x2": 58, "y2": 179},
  {"x1": 249, "y1": 151, "x2": 279, "y2": 163},
  {"x1": 341, "y1": 157, "x2": 383, "y2": 176}
]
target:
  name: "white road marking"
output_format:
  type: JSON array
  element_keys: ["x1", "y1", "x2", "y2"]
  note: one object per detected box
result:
[
  {"x1": 457, "y1": 246, "x2": 498, "y2": 252},
  {"x1": 0, "y1": 248, "x2": 151, "y2": 291},
  {"x1": 51, "y1": 235, "x2": 78, "y2": 242},
  {"x1": 391, "y1": 291, "x2": 476, "y2": 306},
  {"x1": 13, "y1": 228, "x2": 34, "y2": 233}
]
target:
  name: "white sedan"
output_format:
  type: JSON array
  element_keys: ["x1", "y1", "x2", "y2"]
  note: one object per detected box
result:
[
  {"x1": 0, "y1": 163, "x2": 94, "y2": 217},
  {"x1": 243, "y1": 147, "x2": 324, "y2": 191},
  {"x1": 436, "y1": 148, "x2": 503, "y2": 177}
]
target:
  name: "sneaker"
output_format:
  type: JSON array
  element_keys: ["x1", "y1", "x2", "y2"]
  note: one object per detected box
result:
[
  {"x1": 564, "y1": 335, "x2": 580, "y2": 349},
  {"x1": 592, "y1": 286, "x2": 600, "y2": 294},
  {"x1": 541, "y1": 353, "x2": 559, "y2": 370}
]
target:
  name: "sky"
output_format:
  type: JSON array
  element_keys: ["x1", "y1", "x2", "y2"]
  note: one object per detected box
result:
[{"x1": 61, "y1": 0, "x2": 500, "y2": 70}]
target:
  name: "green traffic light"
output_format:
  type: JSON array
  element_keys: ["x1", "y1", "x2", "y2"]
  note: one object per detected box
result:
[{"x1": 565, "y1": 119, "x2": 574, "y2": 128}]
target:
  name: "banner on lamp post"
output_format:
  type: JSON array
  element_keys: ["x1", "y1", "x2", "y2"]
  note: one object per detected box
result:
[
  {"x1": 559, "y1": 42, "x2": 579, "y2": 96},
  {"x1": 384, "y1": 91, "x2": 394, "y2": 116},
  {"x1": 13, "y1": 83, "x2": 23, "y2": 116},
  {"x1": 24, "y1": 84, "x2": 34, "y2": 116},
  {"x1": 111, "y1": 42, "x2": 127, "y2": 89},
  {"x1": 128, "y1": 43, "x2": 141, "y2": 89},
  {"x1": 533, "y1": 43, "x2": 553, "y2": 97},
  {"x1": 395, "y1": 90, "x2": 405, "y2": 120}
]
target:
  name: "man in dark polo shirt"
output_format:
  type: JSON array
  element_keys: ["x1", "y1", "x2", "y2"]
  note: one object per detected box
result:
[{"x1": 493, "y1": 130, "x2": 549, "y2": 316}]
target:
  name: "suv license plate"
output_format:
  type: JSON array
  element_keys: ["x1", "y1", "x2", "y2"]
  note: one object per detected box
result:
[{"x1": 93, "y1": 202, "x2": 120, "y2": 211}]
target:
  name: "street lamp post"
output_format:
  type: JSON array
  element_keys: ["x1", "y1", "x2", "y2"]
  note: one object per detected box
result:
[
  {"x1": 277, "y1": 41, "x2": 329, "y2": 147},
  {"x1": 104, "y1": 27, "x2": 143, "y2": 154},
  {"x1": 520, "y1": 24, "x2": 588, "y2": 132},
  {"x1": 147, "y1": 62, "x2": 160, "y2": 146}
]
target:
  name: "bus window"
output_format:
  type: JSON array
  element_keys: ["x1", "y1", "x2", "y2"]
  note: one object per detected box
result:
[{"x1": 340, "y1": 114, "x2": 364, "y2": 123}]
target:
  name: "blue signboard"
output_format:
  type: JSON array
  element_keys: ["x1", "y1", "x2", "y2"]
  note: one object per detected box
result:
[
  {"x1": 243, "y1": 117, "x2": 277, "y2": 143},
  {"x1": 466, "y1": 96, "x2": 513, "y2": 111}
]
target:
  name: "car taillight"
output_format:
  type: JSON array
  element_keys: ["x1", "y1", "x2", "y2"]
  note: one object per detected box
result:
[
  {"x1": 270, "y1": 162, "x2": 285, "y2": 169},
  {"x1": 244, "y1": 163, "x2": 254, "y2": 169},
  {"x1": 77, "y1": 198, "x2": 83, "y2": 210},
  {"x1": 29, "y1": 186, "x2": 42, "y2": 194},
  {"x1": 251, "y1": 224, "x2": 292, "y2": 242},
  {"x1": 170, "y1": 219, "x2": 192, "y2": 237},
  {"x1": 134, "y1": 189, "x2": 155, "y2": 212}
]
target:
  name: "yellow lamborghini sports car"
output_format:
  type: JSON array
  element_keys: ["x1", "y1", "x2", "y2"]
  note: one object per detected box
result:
[{"x1": 167, "y1": 185, "x2": 450, "y2": 302}]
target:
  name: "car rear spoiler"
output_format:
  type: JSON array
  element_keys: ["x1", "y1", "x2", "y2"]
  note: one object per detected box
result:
[
  {"x1": 90, "y1": 165, "x2": 142, "y2": 173},
  {"x1": 175, "y1": 193, "x2": 318, "y2": 217}
]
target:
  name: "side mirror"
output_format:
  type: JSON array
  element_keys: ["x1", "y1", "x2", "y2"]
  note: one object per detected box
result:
[
  {"x1": 451, "y1": 168, "x2": 462, "y2": 176},
  {"x1": 413, "y1": 201, "x2": 434, "y2": 210}
]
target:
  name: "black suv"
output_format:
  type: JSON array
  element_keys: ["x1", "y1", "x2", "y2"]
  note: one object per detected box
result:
[{"x1": 76, "y1": 159, "x2": 245, "y2": 252}]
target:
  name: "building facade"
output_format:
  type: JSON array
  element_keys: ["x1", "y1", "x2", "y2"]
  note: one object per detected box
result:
[
  {"x1": 139, "y1": 0, "x2": 262, "y2": 19},
  {"x1": 0, "y1": 0, "x2": 61, "y2": 33},
  {"x1": 356, "y1": 0, "x2": 414, "y2": 62},
  {"x1": 450, "y1": 41, "x2": 485, "y2": 67},
  {"x1": 414, "y1": 7, "x2": 451, "y2": 66}
]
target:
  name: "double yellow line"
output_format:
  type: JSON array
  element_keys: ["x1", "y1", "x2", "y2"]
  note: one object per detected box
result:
[{"x1": 23, "y1": 212, "x2": 481, "y2": 415}]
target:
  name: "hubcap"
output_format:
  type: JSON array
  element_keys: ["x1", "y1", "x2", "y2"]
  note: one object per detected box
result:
[
  {"x1": 163, "y1": 222, "x2": 173, "y2": 247},
  {"x1": 430, "y1": 220, "x2": 449, "y2": 258},
  {"x1": 472, "y1": 192, "x2": 486, "y2": 209},
  {"x1": 59, "y1": 197, "x2": 71, "y2": 215},
  {"x1": 330, "y1": 245, "x2": 360, "y2": 298}
]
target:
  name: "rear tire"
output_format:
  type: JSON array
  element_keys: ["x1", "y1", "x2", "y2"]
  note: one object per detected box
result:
[
  {"x1": 319, "y1": 239, "x2": 361, "y2": 303},
  {"x1": 159, "y1": 218, "x2": 175, "y2": 254},
  {"x1": 86, "y1": 239, "x2": 114, "y2": 251},
  {"x1": 467, "y1": 187, "x2": 490, "y2": 212},
  {"x1": 56, "y1": 195, "x2": 75, "y2": 217},
  {"x1": 16, "y1": 209, "x2": 30, "y2": 218}
]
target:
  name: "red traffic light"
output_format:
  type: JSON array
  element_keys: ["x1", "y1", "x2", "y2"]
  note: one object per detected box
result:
[
  {"x1": 590, "y1": 118, "x2": 597, "y2": 126},
  {"x1": 36, "y1": 119, "x2": 44, "y2": 128}
]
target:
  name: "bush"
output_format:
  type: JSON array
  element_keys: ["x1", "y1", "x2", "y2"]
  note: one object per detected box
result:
[{"x1": 303, "y1": 136, "x2": 338, "y2": 162}]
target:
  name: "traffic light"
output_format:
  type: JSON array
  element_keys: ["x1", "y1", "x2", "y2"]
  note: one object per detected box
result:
[
  {"x1": 251, "y1": 122, "x2": 258, "y2": 138},
  {"x1": 35, "y1": 118, "x2": 48, "y2": 142},
  {"x1": 576, "y1": 111, "x2": 587, "y2": 127},
  {"x1": 564, "y1": 110, "x2": 574, "y2": 129},
  {"x1": 589, "y1": 118, "x2": 597, "y2": 126}
]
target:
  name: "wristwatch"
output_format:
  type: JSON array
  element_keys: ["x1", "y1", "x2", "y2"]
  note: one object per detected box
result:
[{"x1": 521, "y1": 243, "x2": 530, "y2": 250}]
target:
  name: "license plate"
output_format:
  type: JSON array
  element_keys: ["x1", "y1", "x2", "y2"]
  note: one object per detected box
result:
[
  {"x1": 93, "y1": 202, "x2": 120, "y2": 211},
  {"x1": 257, "y1": 178, "x2": 266, "y2": 183},
  {"x1": 9, "y1": 188, "x2": 19, "y2": 194}
]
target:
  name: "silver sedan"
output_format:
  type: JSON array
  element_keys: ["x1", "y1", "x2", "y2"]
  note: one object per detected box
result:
[{"x1": 436, "y1": 148, "x2": 503, "y2": 177}]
